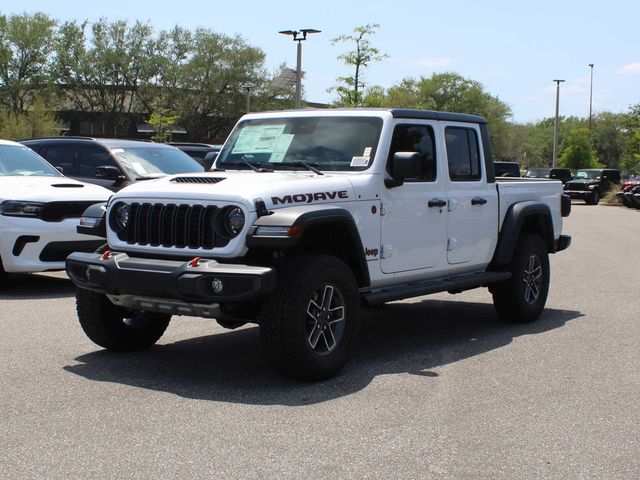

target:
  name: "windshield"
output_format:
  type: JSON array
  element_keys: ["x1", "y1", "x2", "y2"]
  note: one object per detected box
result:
[
  {"x1": 216, "y1": 116, "x2": 383, "y2": 171},
  {"x1": 0, "y1": 145, "x2": 62, "y2": 177},
  {"x1": 575, "y1": 170, "x2": 601, "y2": 180},
  {"x1": 112, "y1": 146, "x2": 203, "y2": 178},
  {"x1": 524, "y1": 168, "x2": 550, "y2": 178}
]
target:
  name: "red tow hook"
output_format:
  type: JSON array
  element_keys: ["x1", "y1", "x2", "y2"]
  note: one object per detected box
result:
[
  {"x1": 189, "y1": 257, "x2": 201, "y2": 268},
  {"x1": 101, "y1": 250, "x2": 112, "y2": 260}
]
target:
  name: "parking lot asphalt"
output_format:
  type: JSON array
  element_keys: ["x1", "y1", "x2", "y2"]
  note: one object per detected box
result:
[{"x1": 1, "y1": 204, "x2": 639, "y2": 479}]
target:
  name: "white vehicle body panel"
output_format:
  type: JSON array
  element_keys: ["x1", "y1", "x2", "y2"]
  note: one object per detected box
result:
[{"x1": 0, "y1": 176, "x2": 111, "y2": 273}]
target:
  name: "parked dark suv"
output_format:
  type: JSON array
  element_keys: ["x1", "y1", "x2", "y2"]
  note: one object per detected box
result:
[
  {"x1": 563, "y1": 168, "x2": 621, "y2": 205},
  {"x1": 524, "y1": 167, "x2": 573, "y2": 184},
  {"x1": 168, "y1": 142, "x2": 222, "y2": 170},
  {"x1": 493, "y1": 161, "x2": 521, "y2": 177},
  {"x1": 21, "y1": 137, "x2": 203, "y2": 192}
]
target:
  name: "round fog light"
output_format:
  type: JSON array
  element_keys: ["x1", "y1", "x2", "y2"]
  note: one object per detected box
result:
[{"x1": 211, "y1": 278, "x2": 224, "y2": 294}]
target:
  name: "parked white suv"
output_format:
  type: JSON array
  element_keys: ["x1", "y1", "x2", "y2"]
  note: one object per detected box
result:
[
  {"x1": 0, "y1": 140, "x2": 110, "y2": 278},
  {"x1": 66, "y1": 109, "x2": 572, "y2": 380}
]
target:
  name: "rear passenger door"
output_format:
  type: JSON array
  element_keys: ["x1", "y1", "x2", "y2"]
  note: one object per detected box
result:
[{"x1": 444, "y1": 124, "x2": 498, "y2": 267}]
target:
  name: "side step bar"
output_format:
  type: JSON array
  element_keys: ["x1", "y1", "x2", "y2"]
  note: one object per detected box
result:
[{"x1": 361, "y1": 271, "x2": 511, "y2": 306}]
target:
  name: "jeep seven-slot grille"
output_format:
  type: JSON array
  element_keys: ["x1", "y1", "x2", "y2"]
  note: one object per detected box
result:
[{"x1": 120, "y1": 202, "x2": 228, "y2": 249}]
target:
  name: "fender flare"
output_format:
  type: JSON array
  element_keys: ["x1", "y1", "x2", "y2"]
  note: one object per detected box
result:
[
  {"x1": 246, "y1": 205, "x2": 370, "y2": 286},
  {"x1": 76, "y1": 202, "x2": 108, "y2": 238},
  {"x1": 490, "y1": 201, "x2": 555, "y2": 269}
]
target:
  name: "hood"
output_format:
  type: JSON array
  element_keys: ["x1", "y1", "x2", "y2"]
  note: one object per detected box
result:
[
  {"x1": 0, "y1": 176, "x2": 111, "y2": 203},
  {"x1": 565, "y1": 179, "x2": 596, "y2": 188},
  {"x1": 110, "y1": 171, "x2": 363, "y2": 210}
]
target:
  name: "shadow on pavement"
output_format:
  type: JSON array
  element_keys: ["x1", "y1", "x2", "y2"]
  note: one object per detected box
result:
[
  {"x1": 64, "y1": 299, "x2": 583, "y2": 406},
  {"x1": 0, "y1": 272, "x2": 76, "y2": 300}
]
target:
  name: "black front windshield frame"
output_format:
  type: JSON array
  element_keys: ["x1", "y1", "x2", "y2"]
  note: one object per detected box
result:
[{"x1": 216, "y1": 116, "x2": 383, "y2": 172}]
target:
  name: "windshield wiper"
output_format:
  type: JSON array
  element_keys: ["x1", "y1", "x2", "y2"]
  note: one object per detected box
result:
[
  {"x1": 224, "y1": 160, "x2": 273, "y2": 172},
  {"x1": 278, "y1": 161, "x2": 324, "y2": 176}
]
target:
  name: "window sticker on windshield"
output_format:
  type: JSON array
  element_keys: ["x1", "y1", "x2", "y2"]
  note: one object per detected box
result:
[
  {"x1": 111, "y1": 148, "x2": 124, "y2": 154},
  {"x1": 131, "y1": 162, "x2": 147, "y2": 175},
  {"x1": 351, "y1": 156, "x2": 370, "y2": 167},
  {"x1": 363, "y1": 147, "x2": 372, "y2": 156},
  {"x1": 269, "y1": 134, "x2": 295, "y2": 163},
  {"x1": 232, "y1": 125, "x2": 286, "y2": 154}
]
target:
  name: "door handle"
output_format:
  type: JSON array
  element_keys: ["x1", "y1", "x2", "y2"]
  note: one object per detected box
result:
[
  {"x1": 471, "y1": 197, "x2": 487, "y2": 205},
  {"x1": 428, "y1": 199, "x2": 447, "y2": 208}
]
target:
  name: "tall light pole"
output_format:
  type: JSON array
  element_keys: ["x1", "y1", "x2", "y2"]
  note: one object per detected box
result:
[
  {"x1": 241, "y1": 84, "x2": 252, "y2": 113},
  {"x1": 588, "y1": 63, "x2": 594, "y2": 134},
  {"x1": 279, "y1": 29, "x2": 321, "y2": 109},
  {"x1": 552, "y1": 79, "x2": 565, "y2": 168}
]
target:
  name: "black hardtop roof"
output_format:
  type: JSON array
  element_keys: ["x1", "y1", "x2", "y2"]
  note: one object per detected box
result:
[
  {"x1": 253, "y1": 108, "x2": 487, "y2": 124},
  {"x1": 21, "y1": 137, "x2": 175, "y2": 148}
]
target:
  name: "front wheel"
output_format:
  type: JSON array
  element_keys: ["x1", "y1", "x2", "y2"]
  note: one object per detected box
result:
[
  {"x1": 491, "y1": 234, "x2": 550, "y2": 323},
  {"x1": 76, "y1": 289, "x2": 171, "y2": 351},
  {"x1": 260, "y1": 255, "x2": 360, "y2": 381},
  {"x1": 586, "y1": 190, "x2": 600, "y2": 205}
]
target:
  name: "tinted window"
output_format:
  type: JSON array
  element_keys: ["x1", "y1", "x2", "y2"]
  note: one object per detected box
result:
[
  {"x1": 387, "y1": 124, "x2": 437, "y2": 181},
  {"x1": 78, "y1": 145, "x2": 115, "y2": 177},
  {"x1": 41, "y1": 144, "x2": 79, "y2": 175},
  {"x1": 0, "y1": 145, "x2": 62, "y2": 176},
  {"x1": 112, "y1": 147, "x2": 202, "y2": 178},
  {"x1": 445, "y1": 127, "x2": 481, "y2": 181}
]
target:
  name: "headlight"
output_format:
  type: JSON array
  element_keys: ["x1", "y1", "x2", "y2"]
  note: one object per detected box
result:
[
  {"x1": 588, "y1": 184, "x2": 597, "y2": 190},
  {"x1": 224, "y1": 207, "x2": 245, "y2": 236},
  {"x1": 0, "y1": 201, "x2": 44, "y2": 217},
  {"x1": 112, "y1": 202, "x2": 129, "y2": 231}
]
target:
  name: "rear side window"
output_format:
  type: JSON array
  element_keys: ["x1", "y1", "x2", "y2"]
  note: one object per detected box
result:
[
  {"x1": 41, "y1": 144, "x2": 79, "y2": 176},
  {"x1": 78, "y1": 145, "x2": 115, "y2": 177},
  {"x1": 445, "y1": 127, "x2": 481, "y2": 181},
  {"x1": 387, "y1": 124, "x2": 437, "y2": 181}
]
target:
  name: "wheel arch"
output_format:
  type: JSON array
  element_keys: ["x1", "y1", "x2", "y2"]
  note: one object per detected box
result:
[
  {"x1": 246, "y1": 205, "x2": 370, "y2": 288},
  {"x1": 490, "y1": 202, "x2": 555, "y2": 269}
]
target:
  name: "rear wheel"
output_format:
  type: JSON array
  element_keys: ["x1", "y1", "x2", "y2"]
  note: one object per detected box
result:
[
  {"x1": 492, "y1": 234, "x2": 550, "y2": 323},
  {"x1": 76, "y1": 289, "x2": 171, "y2": 351},
  {"x1": 260, "y1": 255, "x2": 360, "y2": 381}
]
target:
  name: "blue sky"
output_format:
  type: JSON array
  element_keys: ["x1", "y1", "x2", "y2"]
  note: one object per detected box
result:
[{"x1": 3, "y1": 0, "x2": 639, "y2": 123}]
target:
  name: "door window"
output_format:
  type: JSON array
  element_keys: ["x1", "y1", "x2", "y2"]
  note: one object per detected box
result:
[
  {"x1": 78, "y1": 145, "x2": 115, "y2": 177},
  {"x1": 41, "y1": 145, "x2": 79, "y2": 176},
  {"x1": 445, "y1": 127, "x2": 481, "y2": 181},
  {"x1": 387, "y1": 124, "x2": 437, "y2": 182}
]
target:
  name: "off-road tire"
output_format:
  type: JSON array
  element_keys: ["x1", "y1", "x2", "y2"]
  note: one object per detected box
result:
[
  {"x1": 586, "y1": 190, "x2": 600, "y2": 205},
  {"x1": 260, "y1": 254, "x2": 360, "y2": 381},
  {"x1": 492, "y1": 234, "x2": 550, "y2": 323},
  {"x1": 76, "y1": 289, "x2": 171, "y2": 351}
]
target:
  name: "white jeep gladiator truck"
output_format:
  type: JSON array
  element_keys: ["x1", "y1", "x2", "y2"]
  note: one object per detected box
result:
[{"x1": 66, "y1": 109, "x2": 571, "y2": 380}]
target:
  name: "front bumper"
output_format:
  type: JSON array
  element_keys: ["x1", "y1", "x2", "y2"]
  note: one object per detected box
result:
[
  {"x1": 564, "y1": 190, "x2": 592, "y2": 199},
  {"x1": 0, "y1": 216, "x2": 104, "y2": 273},
  {"x1": 66, "y1": 252, "x2": 276, "y2": 305}
]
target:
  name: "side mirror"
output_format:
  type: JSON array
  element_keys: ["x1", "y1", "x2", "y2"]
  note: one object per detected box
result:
[
  {"x1": 385, "y1": 152, "x2": 423, "y2": 188},
  {"x1": 55, "y1": 166, "x2": 64, "y2": 174},
  {"x1": 203, "y1": 151, "x2": 218, "y2": 171},
  {"x1": 95, "y1": 165, "x2": 123, "y2": 181}
]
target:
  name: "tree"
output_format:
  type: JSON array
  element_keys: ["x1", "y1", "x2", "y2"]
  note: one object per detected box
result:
[
  {"x1": 0, "y1": 13, "x2": 57, "y2": 112},
  {"x1": 621, "y1": 104, "x2": 640, "y2": 174},
  {"x1": 590, "y1": 112, "x2": 626, "y2": 168},
  {"x1": 330, "y1": 24, "x2": 387, "y2": 107},
  {"x1": 362, "y1": 72, "x2": 512, "y2": 159},
  {"x1": 0, "y1": 98, "x2": 62, "y2": 139},
  {"x1": 559, "y1": 127, "x2": 600, "y2": 170},
  {"x1": 147, "y1": 103, "x2": 179, "y2": 143},
  {"x1": 54, "y1": 18, "x2": 157, "y2": 134}
]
